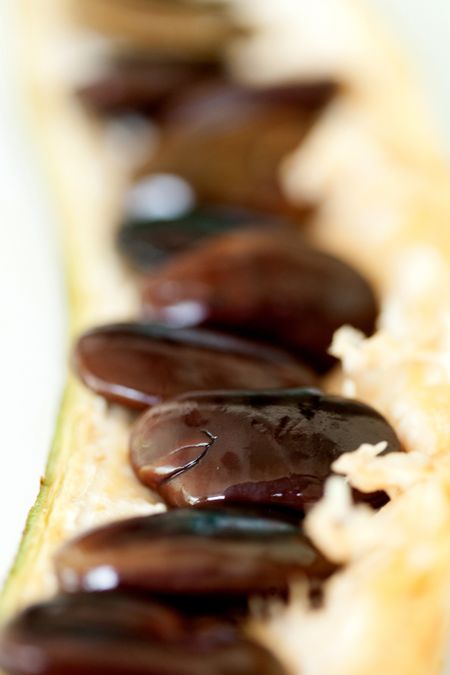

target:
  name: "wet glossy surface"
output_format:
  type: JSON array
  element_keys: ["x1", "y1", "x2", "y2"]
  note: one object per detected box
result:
[
  {"x1": 73, "y1": 323, "x2": 316, "y2": 409},
  {"x1": 77, "y1": 57, "x2": 223, "y2": 117},
  {"x1": 131, "y1": 388, "x2": 401, "y2": 511},
  {"x1": 142, "y1": 230, "x2": 378, "y2": 372},
  {"x1": 118, "y1": 192, "x2": 278, "y2": 270},
  {"x1": 143, "y1": 80, "x2": 335, "y2": 215},
  {"x1": 0, "y1": 592, "x2": 286, "y2": 675},
  {"x1": 55, "y1": 509, "x2": 335, "y2": 600}
]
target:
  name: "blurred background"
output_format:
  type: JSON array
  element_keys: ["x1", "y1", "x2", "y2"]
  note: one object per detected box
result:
[{"x1": 0, "y1": 0, "x2": 450, "y2": 582}]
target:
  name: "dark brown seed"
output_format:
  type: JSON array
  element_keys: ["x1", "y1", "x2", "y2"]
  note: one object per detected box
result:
[
  {"x1": 118, "y1": 173, "x2": 280, "y2": 270},
  {"x1": 0, "y1": 592, "x2": 286, "y2": 675},
  {"x1": 142, "y1": 230, "x2": 378, "y2": 372},
  {"x1": 55, "y1": 510, "x2": 335, "y2": 601},
  {"x1": 130, "y1": 388, "x2": 401, "y2": 512},
  {"x1": 73, "y1": 323, "x2": 317, "y2": 409},
  {"x1": 77, "y1": 58, "x2": 223, "y2": 117},
  {"x1": 142, "y1": 80, "x2": 336, "y2": 217}
]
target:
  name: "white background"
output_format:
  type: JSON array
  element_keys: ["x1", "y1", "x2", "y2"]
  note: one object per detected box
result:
[{"x1": 1, "y1": 1, "x2": 450, "y2": 583}]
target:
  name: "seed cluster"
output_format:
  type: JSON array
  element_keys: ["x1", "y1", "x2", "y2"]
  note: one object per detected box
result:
[{"x1": 0, "y1": 3, "x2": 401, "y2": 674}]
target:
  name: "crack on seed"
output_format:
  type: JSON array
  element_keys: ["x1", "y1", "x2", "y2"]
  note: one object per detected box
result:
[{"x1": 160, "y1": 429, "x2": 217, "y2": 485}]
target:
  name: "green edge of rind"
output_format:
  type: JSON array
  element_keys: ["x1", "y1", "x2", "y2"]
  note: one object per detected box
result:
[{"x1": 0, "y1": 382, "x2": 74, "y2": 620}]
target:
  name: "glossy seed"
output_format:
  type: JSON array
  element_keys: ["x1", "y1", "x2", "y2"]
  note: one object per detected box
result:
[
  {"x1": 130, "y1": 388, "x2": 401, "y2": 511},
  {"x1": 55, "y1": 509, "x2": 335, "y2": 602},
  {"x1": 142, "y1": 229, "x2": 378, "y2": 372},
  {"x1": 118, "y1": 175, "x2": 278, "y2": 270},
  {"x1": 142, "y1": 80, "x2": 335, "y2": 216},
  {"x1": 73, "y1": 323, "x2": 317, "y2": 409},
  {"x1": 0, "y1": 592, "x2": 286, "y2": 675},
  {"x1": 77, "y1": 57, "x2": 223, "y2": 117}
]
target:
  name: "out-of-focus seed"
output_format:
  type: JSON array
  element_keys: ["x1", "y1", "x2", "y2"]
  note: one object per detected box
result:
[
  {"x1": 118, "y1": 174, "x2": 278, "y2": 270},
  {"x1": 142, "y1": 229, "x2": 378, "y2": 372},
  {"x1": 0, "y1": 591, "x2": 287, "y2": 674},
  {"x1": 77, "y1": 58, "x2": 223, "y2": 117},
  {"x1": 55, "y1": 510, "x2": 336, "y2": 600},
  {"x1": 142, "y1": 80, "x2": 336, "y2": 216},
  {"x1": 74, "y1": 0, "x2": 241, "y2": 57}
]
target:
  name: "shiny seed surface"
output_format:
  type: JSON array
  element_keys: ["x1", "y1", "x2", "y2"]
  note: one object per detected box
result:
[
  {"x1": 73, "y1": 323, "x2": 316, "y2": 409},
  {"x1": 55, "y1": 509, "x2": 335, "y2": 599},
  {"x1": 142, "y1": 230, "x2": 378, "y2": 372},
  {"x1": 130, "y1": 388, "x2": 400, "y2": 511},
  {"x1": 118, "y1": 197, "x2": 278, "y2": 271},
  {"x1": 0, "y1": 592, "x2": 286, "y2": 675}
]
